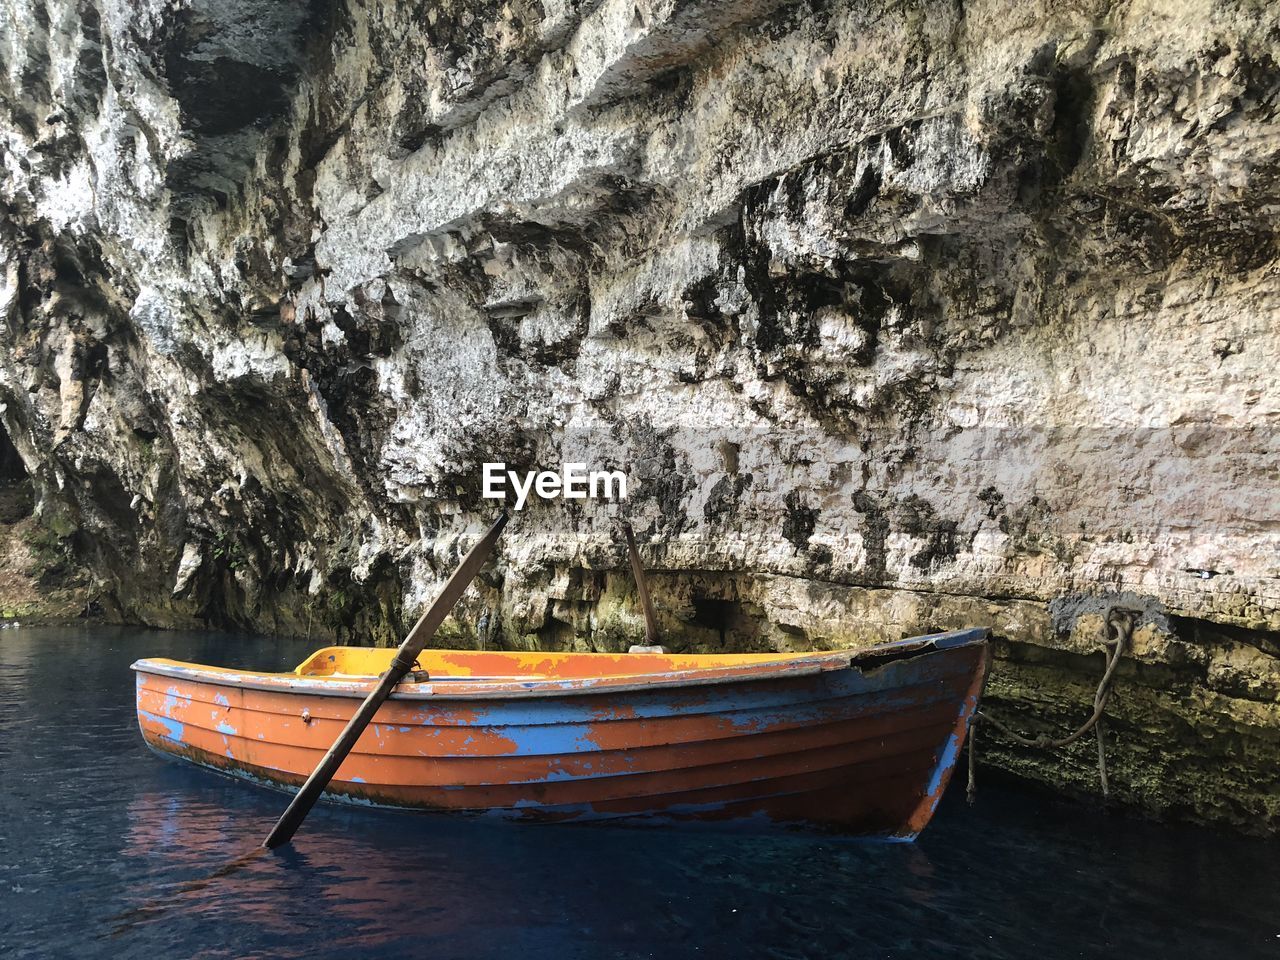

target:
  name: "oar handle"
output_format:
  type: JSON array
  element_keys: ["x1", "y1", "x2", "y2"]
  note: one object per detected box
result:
[
  {"x1": 263, "y1": 511, "x2": 509, "y2": 849},
  {"x1": 622, "y1": 522, "x2": 659, "y2": 646}
]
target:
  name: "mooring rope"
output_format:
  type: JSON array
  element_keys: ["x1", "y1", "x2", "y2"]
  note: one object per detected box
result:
[{"x1": 966, "y1": 607, "x2": 1135, "y2": 803}]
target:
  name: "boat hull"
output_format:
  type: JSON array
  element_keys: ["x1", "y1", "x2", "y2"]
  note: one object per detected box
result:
[{"x1": 134, "y1": 631, "x2": 989, "y2": 838}]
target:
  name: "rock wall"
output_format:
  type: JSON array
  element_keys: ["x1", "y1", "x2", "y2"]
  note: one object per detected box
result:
[{"x1": 1, "y1": 0, "x2": 1277, "y2": 831}]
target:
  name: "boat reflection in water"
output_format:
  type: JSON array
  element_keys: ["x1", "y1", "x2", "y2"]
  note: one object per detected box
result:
[
  {"x1": 119, "y1": 782, "x2": 957, "y2": 960},
  {"x1": 119, "y1": 791, "x2": 533, "y2": 952}
]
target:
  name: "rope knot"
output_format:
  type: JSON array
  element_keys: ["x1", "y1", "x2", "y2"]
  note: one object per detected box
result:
[{"x1": 966, "y1": 603, "x2": 1139, "y2": 805}]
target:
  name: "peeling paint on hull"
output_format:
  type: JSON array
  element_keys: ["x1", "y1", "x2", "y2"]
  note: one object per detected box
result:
[{"x1": 133, "y1": 630, "x2": 989, "y2": 837}]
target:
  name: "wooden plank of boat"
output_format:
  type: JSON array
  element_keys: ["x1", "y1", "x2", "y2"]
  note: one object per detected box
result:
[{"x1": 132, "y1": 628, "x2": 990, "y2": 838}]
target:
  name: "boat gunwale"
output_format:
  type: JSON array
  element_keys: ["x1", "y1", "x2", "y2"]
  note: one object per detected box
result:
[{"x1": 130, "y1": 628, "x2": 989, "y2": 701}]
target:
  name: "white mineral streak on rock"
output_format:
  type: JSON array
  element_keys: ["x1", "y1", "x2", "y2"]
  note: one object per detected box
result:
[
  {"x1": 129, "y1": 286, "x2": 179, "y2": 355},
  {"x1": 209, "y1": 335, "x2": 289, "y2": 383},
  {"x1": 172, "y1": 541, "x2": 202, "y2": 597}
]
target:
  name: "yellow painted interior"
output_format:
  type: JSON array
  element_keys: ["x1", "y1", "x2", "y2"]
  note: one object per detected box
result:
[{"x1": 293, "y1": 646, "x2": 817, "y2": 680}]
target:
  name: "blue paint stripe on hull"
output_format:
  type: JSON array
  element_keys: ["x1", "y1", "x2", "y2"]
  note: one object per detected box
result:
[
  {"x1": 139, "y1": 678, "x2": 969, "y2": 761},
  {"x1": 142, "y1": 700, "x2": 959, "y2": 791}
]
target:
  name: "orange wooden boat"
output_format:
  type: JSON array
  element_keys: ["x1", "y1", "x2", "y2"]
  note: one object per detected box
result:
[{"x1": 133, "y1": 628, "x2": 990, "y2": 838}]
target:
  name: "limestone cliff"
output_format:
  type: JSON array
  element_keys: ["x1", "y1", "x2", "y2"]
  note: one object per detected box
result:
[{"x1": 1, "y1": 0, "x2": 1277, "y2": 831}]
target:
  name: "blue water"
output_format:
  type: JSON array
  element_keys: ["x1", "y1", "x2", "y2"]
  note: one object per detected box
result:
[{"x1": 1, "y1": 626, "x2": 1277, "y2": 959}]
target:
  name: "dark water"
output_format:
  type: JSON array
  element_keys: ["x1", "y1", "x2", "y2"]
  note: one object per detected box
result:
[{"x1": 1, "y1": 626, "x2": 1277, "y2": 959}]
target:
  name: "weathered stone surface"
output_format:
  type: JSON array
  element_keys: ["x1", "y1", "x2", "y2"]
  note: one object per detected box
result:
[{"x1": 0, "y1": 0, "x2": 1277, "y2": 831}]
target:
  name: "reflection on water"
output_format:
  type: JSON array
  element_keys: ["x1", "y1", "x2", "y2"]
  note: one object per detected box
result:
[{"x1": 2, "y1": 626, "x2": 1278, "y2": 959}]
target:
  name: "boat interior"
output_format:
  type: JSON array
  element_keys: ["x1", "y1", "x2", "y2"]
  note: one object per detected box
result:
[
  {"x1": 288, "y1": 630, "x2": 985, "y2": 683},
  {"x1": 292, "y1": 646, "x2": 826, "y2": 683}
]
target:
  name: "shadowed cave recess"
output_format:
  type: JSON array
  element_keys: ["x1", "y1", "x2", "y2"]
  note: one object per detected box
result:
[
  {"x1": 0, "y1": 423, "x2": 25, "y2": 484},
  {"x1": 0, "y1": 421, "x2": 32, "y2": 525}
]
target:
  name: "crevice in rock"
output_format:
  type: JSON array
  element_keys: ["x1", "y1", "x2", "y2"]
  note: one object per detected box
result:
[
  {"x1": 0, "y1": 416, "x2": 92, "y2": 617},
  {"x1": 1168, "y1": 614, "x2": 1280, "y2": 659},
  {"x1": 0, "y1": 422, "x2": 26, "y2": 485}
]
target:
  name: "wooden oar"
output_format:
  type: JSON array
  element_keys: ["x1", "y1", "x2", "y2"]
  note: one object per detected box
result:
[
  {"x1": 263, "y1": 511, "x2": 509, "y2": 849},
  {"x1": 622, "y1": 522, "x2": 660, "y2": 646}
]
